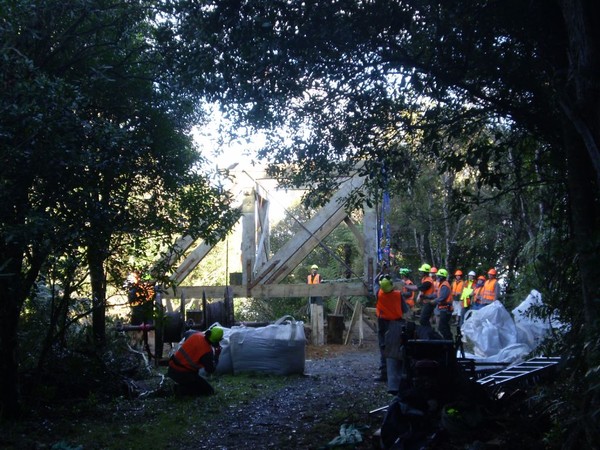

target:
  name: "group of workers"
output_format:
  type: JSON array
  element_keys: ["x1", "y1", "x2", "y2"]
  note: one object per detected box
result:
[
  {"x1": 374, "y1": 263, "x2": 500, "y2": 382},
  {"x1": 153, "y1": 262, "x2": 502, "y2": 395}
]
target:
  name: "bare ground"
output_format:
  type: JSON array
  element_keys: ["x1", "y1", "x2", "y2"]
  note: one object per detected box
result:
[
  {"x1": 2, "y1": 328, "x2": 564, "y2": 450},
  {"x1": 170, "y1": 337, "x2": 392, "y2": 449}
]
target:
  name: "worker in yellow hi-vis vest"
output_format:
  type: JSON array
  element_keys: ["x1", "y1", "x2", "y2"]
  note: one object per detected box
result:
[{"x1": 459, "y1": 270, "x2": 477, "y2": 326}]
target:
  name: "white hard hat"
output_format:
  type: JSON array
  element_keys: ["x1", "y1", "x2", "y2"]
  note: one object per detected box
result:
[{"x1": 468, "y1": 271, "x2": 476, "y2": 276}]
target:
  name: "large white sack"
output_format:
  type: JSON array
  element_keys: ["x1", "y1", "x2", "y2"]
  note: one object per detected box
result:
[
  {"x1": 229, "y1": 316, "x2": 306, "y2": 375},
  {"x1": 214, "y1": 326, "x2": 234, "y2": 375},
  {"x1": 462, "y1": 301, "x2": 517, "y2": 358},
  {"x1": 511, "y1": 289, "x2": 566, "y2": 349}
]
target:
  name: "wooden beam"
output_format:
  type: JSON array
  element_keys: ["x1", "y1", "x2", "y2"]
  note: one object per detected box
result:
[
  {"x1": 345, "y1": 301, "x2": 363, "y2": 345},
  {"x1": 254, "y1": 175, "x2": 366, "y2": 285},
  {"x1": 343, "y1": 217, "x2": 365, "y2": 254},
  {"x1": 254, "y1": 192, "x2": 270, "y2": 272},
  {"x1": 363, "y1": 203, "x2": 377, "y2": 295},
  {"x1": 241, "y1": 188, "x2": 256, "y2": 285},
  {"x1": 170, "y1": 241, "x2": 215, "y2": 284},
  {"x1": 163, "y1": 282, "x2": 369, "y2": 299}
]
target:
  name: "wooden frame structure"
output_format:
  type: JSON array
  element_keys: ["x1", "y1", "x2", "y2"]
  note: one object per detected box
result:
[{"x1": 161, "y1": 166, "x2": 378, "y2": 303}]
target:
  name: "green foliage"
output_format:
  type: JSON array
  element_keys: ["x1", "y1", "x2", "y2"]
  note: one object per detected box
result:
[
  {"x1": 166, "y1": 1, "x2": 599, "y2": 446},
  {"x1": 0, "y1": 0, "x2": 241, "y2": 418}
]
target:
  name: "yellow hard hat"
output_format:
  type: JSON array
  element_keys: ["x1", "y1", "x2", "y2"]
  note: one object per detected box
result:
[
  {"x1": 379, "y1": 278, "x2": 394, "y2": 293},
  {"x1": 206, "y1": 326, "x2": 223, "y2": 344},
  {"x1": 418, "y1": 263, "x2": 431, "y2": 272}
]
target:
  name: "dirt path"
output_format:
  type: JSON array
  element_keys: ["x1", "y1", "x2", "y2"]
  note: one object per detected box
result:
[{"x1": 175, "y1": 340, "x2": 392, "y2": 449}]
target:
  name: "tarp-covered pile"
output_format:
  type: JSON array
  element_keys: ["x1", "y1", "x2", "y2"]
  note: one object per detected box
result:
[{"x1": 461, "y1": 289, "x2": 566, "y2": 364}]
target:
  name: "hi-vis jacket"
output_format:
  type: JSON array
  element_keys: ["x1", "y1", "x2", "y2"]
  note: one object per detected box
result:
[
  {"x1": 376, "y1": 289, "x2": 404, "y2": 320},
  {"x1": 435, "y1": 280, "x2": 453, "y2": 311},
  {"x1": 451, "y1": 279, "x2": 464, "y2": 302},
  {"x1": 419, "y1": 275, "x2": 435, "y2": 298},
  {"x1": 480, "y1": 278, "x2": 498, "y2": 305},
  {"x1": 461, "y1": 280, "x2": 475, "y2": 307},
  {"x1": 169, "y1": 332, "x2": 216, "y2": 374},
  {"x1": 307, "y1": 273, "x2": 321, "y2": 284},
  {"x1": 401, "y1": 279, "x2": 416, "y2": 308}
]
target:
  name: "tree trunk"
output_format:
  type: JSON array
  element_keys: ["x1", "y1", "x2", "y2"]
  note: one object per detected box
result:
[
  {"x1": 0, "y1": 242, "x2": 44, "y2": 420},
  {"x1": 559, "y1": 3, "x2": 600, "y2": 444},
  {"x1": 559, "y1": 0, "x2": 600, "y2": 334},
  {"x1": 0, "y1": 281, "x2": 22, "y2": 420},
  {"x1": 87, "y1": 242, "x2": 108, "y2": 347}
]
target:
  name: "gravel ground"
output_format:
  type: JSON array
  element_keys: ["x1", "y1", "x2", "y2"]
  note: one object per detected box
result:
[{"x1": 174, "y1": 338, "x2": 392, "y2": 450}]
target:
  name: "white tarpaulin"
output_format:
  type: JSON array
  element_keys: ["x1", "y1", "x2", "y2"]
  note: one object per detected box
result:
[{"x1": 461, "y1": 290, "x2": 564, "y2": 363}]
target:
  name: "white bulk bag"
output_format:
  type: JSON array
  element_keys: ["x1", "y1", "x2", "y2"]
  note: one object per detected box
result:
[{"x1": 229, "y1": 316, "x2": 306, "y2": 375}]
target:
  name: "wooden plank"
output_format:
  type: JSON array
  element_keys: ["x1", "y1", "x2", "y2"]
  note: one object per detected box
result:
[
  {"x1": 254, "y1": 192, "x2": 270, "y2": 272},
  {"x1": 163, "y1": 282, "x2": 370, "y2": 299},
  {"x1": 358, "y1": 304, "x2": 364, "y2": 344},
  {"x1": 345, "y1": 300, "x2": 363, "y2": 345},
  {"x1": 334, "y1": 296, "x2": 344, "y2": 315},
  {"x1": 310, "y1": 304, "x2": 325, "y2": 345}
]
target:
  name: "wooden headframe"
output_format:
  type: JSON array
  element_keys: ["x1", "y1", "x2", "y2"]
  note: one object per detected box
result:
[{"x1": 161, "y1": 166, "x2": 377, "y2": 300}]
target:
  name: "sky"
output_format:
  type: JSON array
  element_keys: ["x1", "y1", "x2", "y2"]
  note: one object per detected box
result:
[{"x1": 192, "y1": 108, "x2": 302, "y2": 222}]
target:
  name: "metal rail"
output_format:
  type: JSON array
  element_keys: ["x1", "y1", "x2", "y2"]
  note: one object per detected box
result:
[{"x1": 476, "y1": 356, "x2": 561, "y2": 388}]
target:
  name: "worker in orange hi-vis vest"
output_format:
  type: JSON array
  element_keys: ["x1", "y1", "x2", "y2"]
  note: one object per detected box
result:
[
  {"x1": 307, "y1": 264, "x2": 324, "y2": 345},
  {"x1": 451, "y1": 270, "x2": 465, "y2": 325},
  {"x1": 471, "y1": 275, "x2": 487, "y2": 310},
  {"x1": 307, "y1": 264, "x2": 321, "y2": 285},
  {"x1": 432, "y1": 269, "x2": 453, "y2": 340},
  {"x1": 168, "y1": 326, "x2": 224, "y2": 395},
  {"x1": 398, "y1": 268, "x2": 415, "y2": 317},
  {"x1": 307, "y1": 264, "x2": 322, "y2": 304},
  {"x1": 404, "y1": 263, "x2": 435, "y2": 327},
  {"x1": 473, "y1": 268, "x2": 501, "y2": 310},
  {"x1": 374, "y1": 276, "x2": 404, "y2": 382}
]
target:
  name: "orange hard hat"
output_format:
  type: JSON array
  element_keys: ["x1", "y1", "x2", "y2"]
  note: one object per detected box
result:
[
  {"x1": 478, "y1": 275, "x2": 486, "y2": 281},
  {"x1": 454, "y1": 270, "x2": 463, "y2": 276},
  {"x1": 430, "y1": 267, "x2": 438, "y2": 273},
  {"x1": 488, "y1": 268, "x2": 497, "y2": 276}
]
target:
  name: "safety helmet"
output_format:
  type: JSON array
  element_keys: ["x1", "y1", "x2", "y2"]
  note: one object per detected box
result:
[
  {"x1": 206, "y1": 326, "x2": 224, "y2": 345},
  {"x1": 477, "y1": 275, "x2": 486, "y2": 281},
  {"x1": 468, "y1": 271, "x2": 476, "y2": 277},
  {"x1": 487, "y1": 268, "x2": 497, "y2": 276},
  {"x1": 430, "y1": 267, "x2": 438, "y2": 274},
  {"x1": 399, "y1": 268, "x2": 410, "y2": 276},
  {"x1": 311, "y1": 264, "x2": 319, "y2": 270},
  {"x1": 454, "y1": 270, "x2": 463, "y2": 276},
  {"x1": 379, "y1": 277, "x2": 394, "y2": 293},
  {"x1": 437, "y1": 268, "x2": 448, "y2": 278},
  {"x1": 418, "y1": 263, "x2": 431, "y2": 272}
]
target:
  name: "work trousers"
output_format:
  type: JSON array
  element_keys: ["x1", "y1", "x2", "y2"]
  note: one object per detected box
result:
[
  {"x1": 167, "y1": 367, "x2": 215, "y2": 396},
  {"x1": 437, "y1": 309, "x2": 453, "y2": 340},
  {"x1": 377, "y1": 318, "x2": 402, "y2": 374},
  {"x1": 419, "y1": 302, "x2": 435, "y2": 327}
]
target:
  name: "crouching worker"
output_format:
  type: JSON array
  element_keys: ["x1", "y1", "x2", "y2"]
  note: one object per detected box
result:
[{"x1": 167, "y1": 326, "x2": 224, "y2": 395}]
